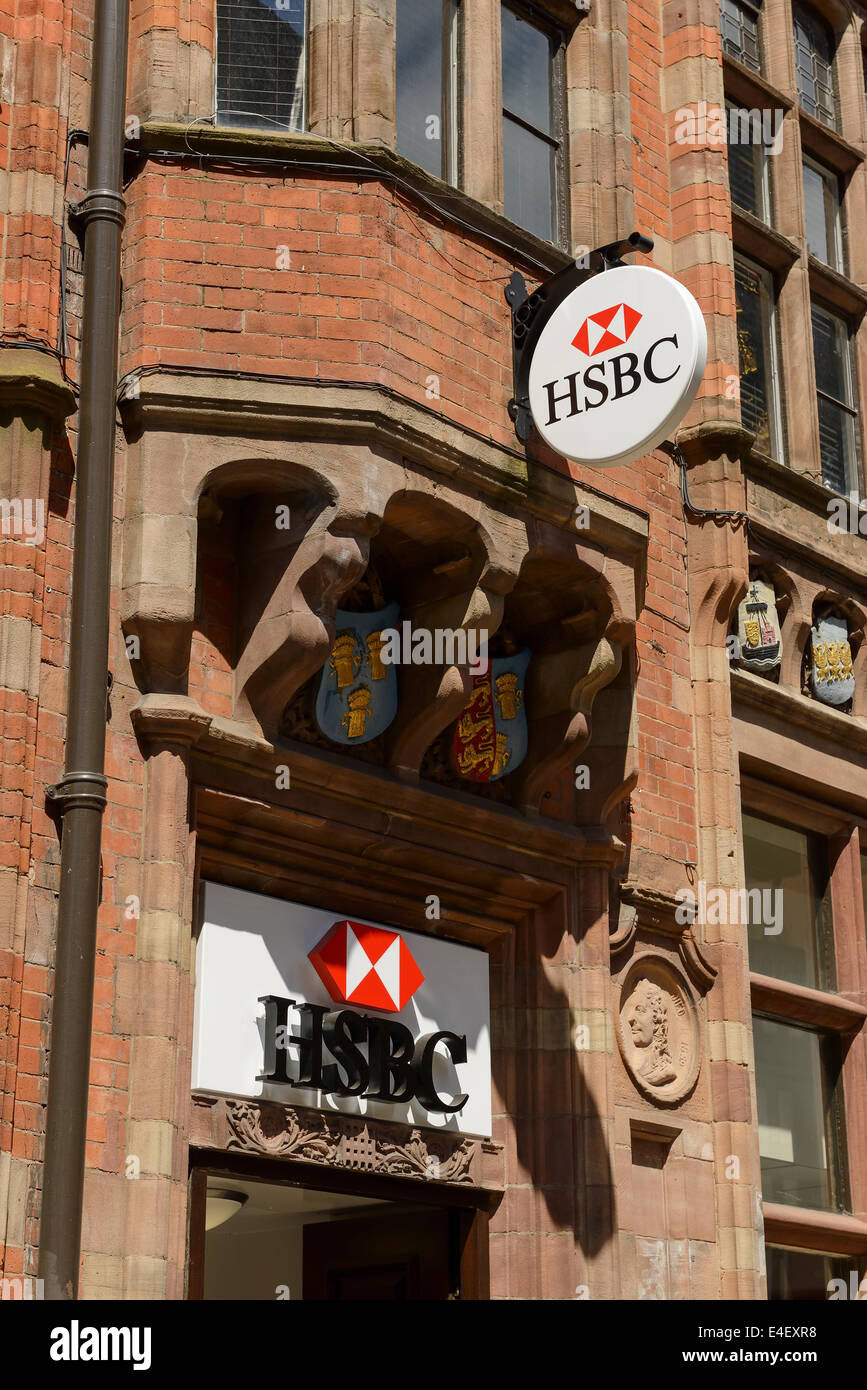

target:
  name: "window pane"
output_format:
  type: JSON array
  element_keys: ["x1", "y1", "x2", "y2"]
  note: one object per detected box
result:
[
  {"x1": 502, "y1": 6, "x2": 552, "y2": 133},
  {"x1": 734, "y1": 260, "x2": 778, "y2": 456},
  {"x1": 803, "y1": 161, "x2": 841, "y2": 270},
  {"x1": 753, "y1": 1017, "x2": 840, "y2": 1211},
  {"x1": 811, "y1": 304, "x2": 856, "y2": 494},
  {"x1": 742, "y1": 814, "x2": 830, "y2": 988},
  {"x1": 817, "y1": 398, "x2": 855, "y2": 495},
  {"x1": 503, "y1": 117, "x2": 554, "y2": 243},
  {"x1": 397, "y1": 0, "x2": 458, "y2": 181},
  {"x1": 719, "y1": 0, "x2": 762, "y2": 73},
  {"x1": 728, "y1": 116, "x2": 767, "y2": 219},
  {"x1": 793, "y1": 4, "x2": 837, "y2": 128},
  {"x1": 812, "y1": 303, "x2": 849, "y2": 402},
  {"x1": 216, "y1": 0, "x2": 306, "y2": 132},
  {"x1": 766, "y1": 1246, "x2": 850, "y2": 1300}
]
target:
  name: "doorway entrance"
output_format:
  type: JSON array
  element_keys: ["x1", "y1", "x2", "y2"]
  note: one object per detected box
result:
[{"x1": 188, "y1": 1164, "x2": 490, "y2": 1300}]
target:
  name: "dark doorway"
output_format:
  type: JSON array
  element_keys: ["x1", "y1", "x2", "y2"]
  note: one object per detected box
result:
[{"x1": 303, "y1": 1207, "x2": 452, "y2": 1300}]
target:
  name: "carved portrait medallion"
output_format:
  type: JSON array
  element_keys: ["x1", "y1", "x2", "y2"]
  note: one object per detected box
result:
[{"x1": 618, "y1": 956, "x2": 700, "y2": 1105}]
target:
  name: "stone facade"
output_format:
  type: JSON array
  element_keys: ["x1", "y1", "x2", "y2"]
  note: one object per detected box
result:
[{"x1": 1, "y1": 0, "x2": 866, "y2": 1300}]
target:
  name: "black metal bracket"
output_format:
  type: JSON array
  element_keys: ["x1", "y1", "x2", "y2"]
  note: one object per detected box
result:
[{"x1": 505, "y1": 230, "x2": 654, "y2": 443}]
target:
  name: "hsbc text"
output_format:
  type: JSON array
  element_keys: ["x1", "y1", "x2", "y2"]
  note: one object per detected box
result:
[
  {"x1": 258, "y1": 995, "x2": 468, "y2": 1113},
  {"x1": 541, "y1": 334, "x2": 682, "y2": 425}
]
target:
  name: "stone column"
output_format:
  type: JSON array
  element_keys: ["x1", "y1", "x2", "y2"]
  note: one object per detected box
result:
[
  {"x1": 680, "y1": 422, "x2": 765, "y2": 1298},
  {"x1": 0, "y1": 353, "x2": 74, "y2": 1281},
  {"x1": 490, "y1": 856, "x2": 619, "y2": 1299},
  {"x1": 80, "y1": 704, "x2": 204, "y2": 1298}
]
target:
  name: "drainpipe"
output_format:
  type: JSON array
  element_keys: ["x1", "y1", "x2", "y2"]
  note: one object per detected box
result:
[{"x1": 39, "y1": 0, "x2": 129, "y2": 1300}]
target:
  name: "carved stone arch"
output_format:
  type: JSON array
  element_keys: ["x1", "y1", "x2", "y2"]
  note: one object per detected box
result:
[
  {"x1": 488, "y1": 533, "x2": 636, "y2": 815},
  {"x1": 745, "y1": 557, "x2": 807, "y2": 690},
  {"x1": 213, "y1": 455, "x2": 386, "y2": 738},
  {"x1": 372, "y1": 487, "x2": 526, "y2": 779},
  {"x1": 809, "y1": 589, "x2": 867, "y2": 713}
]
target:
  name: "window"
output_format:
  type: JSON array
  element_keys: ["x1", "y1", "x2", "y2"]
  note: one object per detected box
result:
[
  {"x1": 501, "y1": 4, "x2": 562, "y2": 243},
  {"x1": 734, "y1": 258, "x2": 783, "y2": 458},
  {"x1": 727, "y1": 102, "x2": 770, "y2": 222},
  {"x1": 811, "y1": 303, "x2": 858, "y2": 494},
  {"x1": 766, "y1": 1246, "x2": 849, "y2": 1300},
  {"x1": 753, "y1": 1016, "x2": 846, "y2": 1211},
  {"x1": 216, "y1": 0, "x2": 306, "y2": 131},
  {"x1": 793, "y1": 3, "x2": 837, "y2": 129},
  {"x1": 719, "y1": 0, "x2": 762, "y2": 72},
  {"x1": 742, "y1": 814, "x2": 831, "y2": 988},
  {"x1": 803, "y1": 158, "x2": 843, "y2": 271},
  {"x1": 396, "y1": 1, "x2": 460, "y2": 183}
]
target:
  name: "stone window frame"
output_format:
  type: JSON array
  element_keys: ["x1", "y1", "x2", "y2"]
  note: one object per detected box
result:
[
  {"x1": 792, "y1": 0, "x2": 839, "y2": 130},
  {"x1": 214, "y1": 0, "x2": 310, "y2": 134},
  {"x1": 722, "y1": 0, "x2": 867, "y2": 495},
  {"x1": 720, "y1": 0, "x2": 765, "y2": 74},
  {"x1": 497, "y1": 0, "x2": 570, "y2": 248},
  {"x1": 810, "y1": 296, "x2": 861, "y2": 496},
  {"x1": 395, "y1": 0, "x2": 462, "y2": 188},
  {"x1": 734, "y1": 251, "x2": 786, "y2": 462},
  {"x1": 740, "y1": 776, "x2": 867, "y2": 1278}
]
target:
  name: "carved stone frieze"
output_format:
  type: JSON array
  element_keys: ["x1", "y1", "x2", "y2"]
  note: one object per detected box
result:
[{"x1": 216, "y1": 1096, "x2": 481, "y2": 1187}]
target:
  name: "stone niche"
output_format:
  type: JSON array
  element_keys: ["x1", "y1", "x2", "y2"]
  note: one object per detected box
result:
[{"x1": 121, "y1": 424, "x2": 646, "y2": 824}]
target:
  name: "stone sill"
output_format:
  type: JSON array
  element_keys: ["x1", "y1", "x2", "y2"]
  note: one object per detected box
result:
[
  {"x1": 732, "y1": 668, "x2": 867, "y2": 756},
  {"x1": 135, "y1": 121, "x2": 571, "y2": 279},
  {"x1": 750, "y1": 972, "x2": 867, "y2": 1033},
  {"x1": 763, "y1": 1202, "x2": 867, "y2": 1256}
]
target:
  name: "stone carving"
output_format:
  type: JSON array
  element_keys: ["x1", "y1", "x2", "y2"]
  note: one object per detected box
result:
[
  {"x1": 224, "y1": 1098, "x2": 476, "y2": 1185},
  {"x1": 810, "y1": 613, "x2": 855, "y2": 707},
  {"x1": 227, "y1": 1099, "x2": 339, "y2": 1162},
  {"x1": 618, "y1": 957, "x2": 700, "y2": 1105},
  {"x1": 736, "y1": 579, "x2": 781, "y2": 674}
]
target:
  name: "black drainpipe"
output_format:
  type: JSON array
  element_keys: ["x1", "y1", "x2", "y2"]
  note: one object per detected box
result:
[{"x1": 39, "y1": 0, "x2": 129, "y2": 1300}]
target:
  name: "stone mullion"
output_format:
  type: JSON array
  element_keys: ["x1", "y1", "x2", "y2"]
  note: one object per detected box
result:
[
  {"x1": 0, "y1": 361, "x2": 73, "y2": 1280},
  {"x1": 81, "y1": 734, "x2": 195, "y2": 1299},
  {"x1": 663, "y1": 0, "x2": 740, "y2": 428},
  {"x1": 566, "y1": 0, "x2": 635, "y2": 251},
  {"x1": 460, "y1": 0, "x2": 502, "y2": 214},
  {"x1": 681, "y1": 429, "x2": 764, "y2": 1298}
]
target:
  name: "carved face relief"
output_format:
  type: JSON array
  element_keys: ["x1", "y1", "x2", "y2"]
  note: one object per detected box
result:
[{"x1": 618, "y1": 959, "x2": 700, "y2": 1106}]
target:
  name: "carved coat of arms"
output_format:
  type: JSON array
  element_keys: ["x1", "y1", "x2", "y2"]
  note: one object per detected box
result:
[
  {"x1": 737, "y1": 579, "x2": 781, "y2": 673},
  {"x1": 810, "y1": 613, "x2": 855, "y2": 707},
  {"x1": 314, "y1": 603, "x2": 400, "y2": 745},
  {"x1": 452, "y1": 650, "x2": 530, "y2": 782}
]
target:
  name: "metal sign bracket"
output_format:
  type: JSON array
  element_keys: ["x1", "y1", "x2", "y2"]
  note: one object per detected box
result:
[{"x1": 505, "y1": 231, "x2": 654, "y2": 443}]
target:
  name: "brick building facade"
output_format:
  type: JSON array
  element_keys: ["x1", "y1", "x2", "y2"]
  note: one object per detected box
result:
[{"x1": 1, "y1": 0, "x2": 867, "y2": 1300}]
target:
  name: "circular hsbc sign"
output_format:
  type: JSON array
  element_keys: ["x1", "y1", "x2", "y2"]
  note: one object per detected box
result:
[{"x1": 527, "y1": 265, "x2": 707, "y2": 467}]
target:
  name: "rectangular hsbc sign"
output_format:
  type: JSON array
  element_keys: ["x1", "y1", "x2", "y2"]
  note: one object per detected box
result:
[{"x1": 192, "y1": 882, "x2": 492, "y2": 1138}]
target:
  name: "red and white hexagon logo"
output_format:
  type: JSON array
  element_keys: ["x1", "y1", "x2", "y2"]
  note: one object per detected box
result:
[
  {"x1": 308, "y1": 920, "x2": 425, "y2": 1013},
  {"x1": 572, "y1": 302, "x2": 643, "y2": 357}
]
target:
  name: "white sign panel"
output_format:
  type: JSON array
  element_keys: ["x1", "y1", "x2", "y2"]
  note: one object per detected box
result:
[
  {"x1": 192, "y1": 882, "x2": 492, "y2": 1138},
  {"x1": 528, "y1": 264, "x2": 707, "y2": 467}
]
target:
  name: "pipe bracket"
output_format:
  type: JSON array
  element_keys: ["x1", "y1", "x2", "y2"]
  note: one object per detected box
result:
[
  {"x1": 68, "y1": 188, "x2": 127, "y2": 229},
  {"x1": 45, "y1": 770, "x2": 109, "y2": 815}
]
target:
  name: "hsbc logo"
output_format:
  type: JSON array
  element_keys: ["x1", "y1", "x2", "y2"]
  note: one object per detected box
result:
[
  {"x1": 572, "y1": 302, "x2": 642, "y2": 357},
  {"x1": 309, "y1": 920, "x2": 424, "y2": 1013},
  {"x1": 540, "y1": 332, "x2": 682, "y2": 426},
  {"x1": 258, "y1": 920, "x2": 469, "y2": 1116},
  {"x1": 526, "y1": 264, "x2": 707, "y2": 468}
]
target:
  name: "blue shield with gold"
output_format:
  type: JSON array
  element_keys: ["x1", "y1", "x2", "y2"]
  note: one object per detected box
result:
[
  {"x1": 315, "y1": 603, "x2": 400, "y2": 745},
  {"x1": 453, "y1": 649, "x2": 530, "y2": 782}
]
